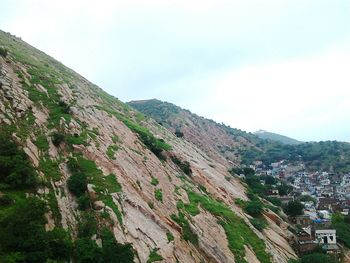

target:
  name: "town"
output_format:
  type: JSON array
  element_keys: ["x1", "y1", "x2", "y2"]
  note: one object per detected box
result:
[{"x1": 239, "y1": 159, "x2": 350, "y2": 261}]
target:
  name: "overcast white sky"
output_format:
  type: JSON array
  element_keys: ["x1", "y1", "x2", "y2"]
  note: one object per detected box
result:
[{"x1": 1, "y1": 0, "x2": 350, "y2": 142}]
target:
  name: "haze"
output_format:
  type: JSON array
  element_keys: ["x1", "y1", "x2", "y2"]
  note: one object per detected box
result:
[{"x1": 1, "y1": 0, "x2": 349, "y2": 142}]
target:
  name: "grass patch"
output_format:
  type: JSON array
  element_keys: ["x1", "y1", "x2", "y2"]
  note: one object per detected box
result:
[
  {"x1": 186, "y1": 191, "x2": 271, "y2": 263},
  {"x1": 147, "y1": 249, "x2": 163, "y2": 263},
  {"x1": 106, "y1": 145, "x2": 119, "y2": 160},
  {"x1": 170, "y1": 212, "x2": 198, "y2": 245},
  {"x1": 35, "y1": 134, "x2": 49, "y2": 152},
  {"x1": 95, "y1": 105, "x2": 171, "y2": 158},
  {"x1": 151, "y1": 177, "x2": 159, "y2": 186},
  {"x1": 154, "y1": 189, "x2": 163, "y2": 202},
  {"x1": 166, "y1": 232, "x2": 174, "y2": 243},
  {"x1": 250, "y1": 218, "x2": 268, "y2": 231},
  {"x1": 112, "y1": 135, "x2": 120, "y2": 143},
  {"x1": 171, "y1": 156, "x2": 192, "y2": 176},
  {"x1": 39, "y1": 158, "x2": 62, "y2": 181}
]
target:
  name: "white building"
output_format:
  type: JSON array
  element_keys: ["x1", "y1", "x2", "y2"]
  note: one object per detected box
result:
[{"x1": 315, "y1": 229, "x2": 336, "y2": 244}]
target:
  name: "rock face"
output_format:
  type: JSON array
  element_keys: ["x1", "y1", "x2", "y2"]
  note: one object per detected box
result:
[{"x1": 0, "y1": 30, "x2": 297, "y2": 263}]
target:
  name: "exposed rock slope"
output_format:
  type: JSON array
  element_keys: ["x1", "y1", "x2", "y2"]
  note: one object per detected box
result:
[
  {"x1": 0, "y1": 30, "x2": 296, "y2": 263},
  {"x1": 128, "y1": 99, "x2": 261, "y2": 168}
]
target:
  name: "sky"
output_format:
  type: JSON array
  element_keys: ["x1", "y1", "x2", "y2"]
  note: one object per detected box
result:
[{"x1": 1, "y1": 0, "x2": 350, "y2": 142}]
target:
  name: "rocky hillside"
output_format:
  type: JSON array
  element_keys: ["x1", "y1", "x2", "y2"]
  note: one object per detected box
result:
[
  {"x1": 129, "y1": 99, "x2": 350, "y2": 173},
  {"x1": 128, "y1": 99, "x2": 259, "y2": 168},
  {"x1": 0, "y1": 30, "x2": 296, "y2": 263}
]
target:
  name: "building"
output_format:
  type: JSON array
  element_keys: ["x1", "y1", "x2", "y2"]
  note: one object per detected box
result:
[
  {"x1": 295, "y1": 215, "x2": 311, "y2": 227},
  {"x1": 315, "y1": 229, "x2": 336, "y2": 244}
]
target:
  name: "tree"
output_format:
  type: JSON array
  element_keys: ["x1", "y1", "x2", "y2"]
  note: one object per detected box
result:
[
  {"x1": 299, "y1": 253, "x2": 338, "y2": 263},
  {"x1": 264, "y1": 175, "x2": 277, "y2": 185},
  {"x1": 245, "y1": 200, "x2": 263, "y2": 217},
  {"x1": 284, "y1": 201, "x2": 303, "y2": 217},
  {"x1": 277, "y1": 183, "x2": 293, "y2": 196},
  {"x1": 331, "y1": 212, "x2": 344, "y2": 224},
  {"x1": 67, "y1": 173, "x2": 87, "y2": 197}
]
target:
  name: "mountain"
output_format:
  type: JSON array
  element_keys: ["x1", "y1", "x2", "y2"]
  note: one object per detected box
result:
[
  {"x1": 0, "y1": 30, "x2": 296, "y2": 263},
  {"x1": 128, "y1": 99, "x2": 260, "y2": 167},
  {"x1": 254, "y1": 130, "x2": 301, "y2": 145},
  {"x1": 128, "y1": 99, "x2": 350, "y2": 173}
]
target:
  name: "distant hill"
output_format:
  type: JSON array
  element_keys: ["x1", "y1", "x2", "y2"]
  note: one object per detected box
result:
[
  {"x1": 254, "y1": 130, "x2": 301, "y2": 145},
  {"x1": 129, "y1": 99, "x2": 350, "y2": 173},
  {"x1": 128, "y1": 99, "x2": 258, "y2": 166}
]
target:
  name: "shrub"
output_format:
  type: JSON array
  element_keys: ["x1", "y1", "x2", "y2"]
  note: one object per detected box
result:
[
  {"x1": 151, "y1": 177, "x2": 159, "y2": 186},
  {"x1": 299, "y1": 253, "x2": 338, "y2": 263},
  {"x1": 0, "y1": 194, "x2": 13, "y2": 206},
  {"x1": 106, "y1": 145, "x2": 118, "y2": 160},
  {"x1": 154, "y1": 189, "x2": 163, "y2": 202},
  {"x1": 35, "y1": 135, "x2": 49, "y2": 151},
  {"x1": 77, "y1": 195, "x2": 90, "y2": 210},
  {"x1": 245, "y1": 200, "x2": 263, "y2": 217},
  {"x1": 171, "y1": 156, "x2": 192, "y2": 176},
  {"x1": 175, "y1": 129, "x2": 184, "y2": 138},
  {"x1": 170, "y1": 213, "x2": 198, "y2": 245},
  {"x1": 58, "y1": 101, "x2": 70, "y2": 114},
  {"x1": 52, "y1": 132, "x2": 65, "y2": 147},
  {"x1": 74, "y1": 237, "x2": 102, "y2": 263},
  {"x1": 250, "y1": 218, "x2": 268, "y2": 231},
  {"x1": 147, "y1": 249, "x2": 163, "y2": 263},
  {"x1": 67, "y1": 173, "x2": 87, "y2": 197},
  {"x1": 267, "y1": 197, "x2": 282, "y2": 207},
  {"x1": 0, "y1": 130, "x2": 37, "y2": 188},
  {"x1": 284, "y1": 201, "x2": 304, "y2": 217},
  {"x1": 100, "y1": 228, "x2": 134, "y2": 263},
  {"x1": 0, "y1": 197, "x2": 72, "y2": 262},
  {"x1": 0, "y1": 47, "x2": 8, "y2": 57},
  {"x1": 166, "y1": 232, "x2": 174, "y2": 242}
]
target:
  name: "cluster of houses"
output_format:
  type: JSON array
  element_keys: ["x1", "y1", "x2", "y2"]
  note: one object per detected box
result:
[{"x1": 249, "y1": 160, "x2": 350, "y2": 258}]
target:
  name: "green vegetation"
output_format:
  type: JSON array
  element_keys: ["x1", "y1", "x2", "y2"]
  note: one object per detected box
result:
[
  {"x1": 104, "y1": 173, "x2": 122, "y2": 193},
  {"x1": 290, "y1": 253, "x2": 338, "y2": 263},
  {"x1": 283, "y1": 201, "x2": 304, "y2": 217},
  {"x1": 171, "y1": 156, "x2": 192, "y2": 176},
  {"x1": 250, "y1": 218, "x2": 268, "y2": 231},
  {"x1": 175, "y1": 129, "x2": 184, "y2": 138},
  {"x1": 128, "y1": 99, "x2": 181, "y2": 126},
  {"x1": 0, "y1": 197, "x2": 72, "y2": 262},
  {"x1": 240, "y1": 139, "x2": 350, "y2": 173},
  {"x1": 147, "y1": 249, "x2": 163, "y2": 263},
  {"x1": 245, "y1": 200, "x2": 263, "y2": 217},
  {"x1": 154, "y1": 189, "x2": 163, "y2": 202},
  {"x1": 111, "y1": 135, "x2": 120, "y2": 143},
  {"x1": 95, "y1": 105, "x2": 171, "y2": 158},
  {"x1": 0, "y1": 130, "x2": 37, "y2": 189},
  {"x1": 151, "y1": 177, "x2": 159, "y2": 186},
  {"x1": 65, "y1": 134, "x2": 88, "y2": 147},
  {"x1": 185, "y1": 191, "x2": 271, "y2": 263},
  {"x1": 35, "y1": 135, "x2": 49, "y2": 152},
  {"x1": 331, "y1": 213, "x2": 350, "y2": 248},
  {"x1": 106, "y1": 145, "x2": 119, "y2": 160},
  {"x1": 74, "y1": 214, "x2": 134, "y2": 263},
  {"x1": 67, "y1": 172, "x2": 87, "y2": 197},
  {"x1": 100, "y1": 228, "x2": 134, "y2": 263},
  {"x1": 67, "y1": 157, "x2": 123, "y2": 224},
  {"x1": 0, "y1": 47, "x2": 8, "y2": 57},
  {"x1": 39, "y1": 158, "x2": 62, "y2": 181},
  {"x1": 52, "y1": 132, "x2": 65, "y2": 147},
  {"x1": 166, "y1": 232, "x2": 174, "y2": 242},
  {"x1": 170, "y1": 212, "x2": 199, "y2": 245}
]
